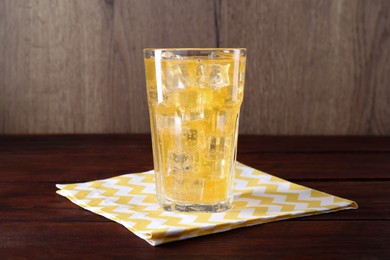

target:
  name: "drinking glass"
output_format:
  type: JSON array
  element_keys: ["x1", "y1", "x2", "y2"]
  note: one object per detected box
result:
[{"x1": 144, "y1": 48, "x2": 246, "y2": 212}]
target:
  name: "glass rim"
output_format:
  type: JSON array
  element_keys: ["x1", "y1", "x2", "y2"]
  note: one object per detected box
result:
[{"x1": 143, "y1": 48, "x2": 246, "y2": 52}]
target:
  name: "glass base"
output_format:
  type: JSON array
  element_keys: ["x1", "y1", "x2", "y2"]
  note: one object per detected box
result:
[{"x1": 160, "y1": 199, "x2": 232, "y2": 213}]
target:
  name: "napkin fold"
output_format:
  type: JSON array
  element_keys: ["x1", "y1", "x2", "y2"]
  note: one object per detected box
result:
[{"x1": 56, "y1": 162, "x2": 357, "y2": 246}]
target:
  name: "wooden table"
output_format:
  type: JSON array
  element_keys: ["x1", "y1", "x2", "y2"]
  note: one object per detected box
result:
[{"x1": 1, "y1": 135, "x2": 389, "y2": 258}]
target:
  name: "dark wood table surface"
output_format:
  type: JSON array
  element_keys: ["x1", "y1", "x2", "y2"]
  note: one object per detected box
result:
[{"x1": 1, "y1": 135, "x2": 389, "y2": 259}]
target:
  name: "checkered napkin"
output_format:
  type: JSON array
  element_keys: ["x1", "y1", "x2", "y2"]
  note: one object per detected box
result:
[{"x1": 56, "y1": 162, "x2": 357, "y2": 246}]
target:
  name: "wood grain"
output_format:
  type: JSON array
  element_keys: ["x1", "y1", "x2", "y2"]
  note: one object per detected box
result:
[
  {"x1": 0, "y1": 0, "x2": 216, "y2": 134},
  {"x1": 220, "y1": 0, "x2": 390, "y2": 135},
  {"x1": 0, "y1": 135, "x2": 389, "y2": 258},
  {"x1": 1, "y1": 221, "x2": 389, "y2": 258},
  {"x1": 0, "y1": 0, "x2": 389, "y2": 134},
  {"x1": 1, "y1": 135, "x2": 390, "y2": 182},
  {"x1": 0, "y1": 181, "x2": 387, "y2": 222}
]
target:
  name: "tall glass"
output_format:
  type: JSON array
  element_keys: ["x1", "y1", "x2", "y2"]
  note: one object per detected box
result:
[{"x1": 144, "y1": 48, "x2": 246, "y2": 212}]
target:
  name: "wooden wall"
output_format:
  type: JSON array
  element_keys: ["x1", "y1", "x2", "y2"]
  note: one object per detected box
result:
[{"x1": 0, "y1": 0, "x2": 389, "y2": 135}]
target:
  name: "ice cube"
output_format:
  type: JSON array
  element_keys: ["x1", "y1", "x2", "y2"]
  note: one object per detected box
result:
[
  {"x1": 156, "y1": 102, "x2": 182, "y2": 132},
  {"x1": 196, "y1": 64, "x2": 207, "y2": 86},
  {"x1": 187, "y1": 178, "x2": 205, "y2": 198},
  {"x1": 216, "y1": 111, "x2": 227, "y2": 132},
  {"x1": 208, "y1": 52, "x2": 218, "y2": 59},
  {"x1": 206, "y1": 136, "x2": 230, "y2": 156},
  {"x1": 208, "y1": 51, "x2": 232, "y2": 59},
  {"x1": 197, "y1": 63, "x2": 230, "y2": 89},
  {"x1": 157, "y1": 114, "x2": 175, "y2": 130},
  {"x1": 208, "y1": 64, "x2": 230, "y2": 89},
  {"x1": 181, "y1": 111, "x2": 205, "y2": 122},
  {"x1": 183, "y1": 128, "x2": 198, "y2": 147},
  {"x1": 162, "y1": 51, "x2": 178, "y2": 59},
  {"x1": 186, "y1": 129, "x2": 197, "y2": 140},
  {"x1": 163, "y1": 64, "x2": 193, "y2": 90},
  {"x1": 172, "y1": 88, "x2": 214, "y2": 115},
  {"x1": 167, "y1": 151, "x2": 198, "y2": 174},
  {"x1": 202, "y1": 156, "x2": 229, "y2": 178}
]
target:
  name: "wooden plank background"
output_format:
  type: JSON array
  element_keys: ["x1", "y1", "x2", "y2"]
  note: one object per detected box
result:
[{"x1": 0, "y1": 0, "x2": 389, "y2": 135}]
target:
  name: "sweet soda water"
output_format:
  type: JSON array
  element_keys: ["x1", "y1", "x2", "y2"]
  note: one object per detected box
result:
[{"x1": 144, "y1": 49, "x2": 246, "y2": 212}]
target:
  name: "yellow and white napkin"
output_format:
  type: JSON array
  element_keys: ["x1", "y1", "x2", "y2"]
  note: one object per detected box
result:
[{"x1": 56, "y1": 162, "x2": 357, "y2": 246}]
